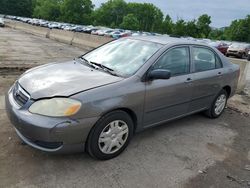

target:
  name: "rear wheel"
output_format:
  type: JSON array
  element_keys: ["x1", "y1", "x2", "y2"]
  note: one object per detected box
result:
[
  {"x1": 205, "y1": 89, "x2": 228, "y2": 118},
  {"x1": 247, "y1": 55, "x2": 250, "y2": 61},
  {"x1": 87, "y1": 110, "x2": 134, "y2": 160},
  {"x1": 242, "y1": 53, "x2": 247, "y2": 59}
]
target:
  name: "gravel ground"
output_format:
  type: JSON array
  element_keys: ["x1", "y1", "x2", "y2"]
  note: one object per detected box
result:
[
  {"x1": 0, "y1": 27, "x2": 84, "y2": 68},
  {"x1": 0, "y1": 27, "x2": 249, "y2": 188}
]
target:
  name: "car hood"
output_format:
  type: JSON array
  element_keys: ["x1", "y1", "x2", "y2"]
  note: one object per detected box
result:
[
  {"x1": 18, "y1": 60, "x2": 124, "y2": 99},
  {"x1": 228, "y1": 47, "x2": 243, "y2": 51}
]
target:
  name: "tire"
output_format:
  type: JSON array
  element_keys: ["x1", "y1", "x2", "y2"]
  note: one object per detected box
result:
[
  {"x1": 247, "y1": 55, "x2": 250, "y2": 61},
  {"x1": 205, "y1": 89, "x2": 228, "y2": 118},
  {"x1": 87, "y1": 110, "x2": 134, "y2": 160},
  {"x1": 239, "y1": 53, "x2": 245, "y2": 59}
]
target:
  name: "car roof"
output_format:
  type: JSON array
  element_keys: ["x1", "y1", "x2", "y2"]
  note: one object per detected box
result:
[{"x1": 128, "y1": 35, "x2": 206, "y2": 46}]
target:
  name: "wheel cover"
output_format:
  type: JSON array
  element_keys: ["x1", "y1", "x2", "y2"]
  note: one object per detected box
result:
[
  {"x1": 214, "y1": 94, "x2": 227, "y2": 115},
  {"x1": 98, "y1": 120, "x2": 129, "y2": 154}
]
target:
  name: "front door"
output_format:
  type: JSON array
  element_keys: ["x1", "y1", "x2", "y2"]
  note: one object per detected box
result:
[{"x1": 143, "y1": 46, "x2": 193, "y2": 127}]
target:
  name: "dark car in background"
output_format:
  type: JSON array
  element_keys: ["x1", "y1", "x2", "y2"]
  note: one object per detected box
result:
[
  {"x1": 226, "y1": 43, "x2": 250, "y2": 58},
  {"x1": 209, "y1": 41, "x2": 229, "y2": 55},
  {"x1": 6, "y1": 37, "x2": 240, "y2": 160}
]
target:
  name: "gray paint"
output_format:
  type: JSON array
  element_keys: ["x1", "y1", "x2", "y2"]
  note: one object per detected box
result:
[
  {"x1": 5, "y1": 37, "x2": 240, "y2": 153},
  {"x1": 18, "y1": 60, "x2": 123, "y2": 100}
]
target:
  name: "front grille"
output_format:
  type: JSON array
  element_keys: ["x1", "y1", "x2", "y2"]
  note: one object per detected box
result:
[{"x1": 13, "y1": 82, "x2": 30, "y2": 107}]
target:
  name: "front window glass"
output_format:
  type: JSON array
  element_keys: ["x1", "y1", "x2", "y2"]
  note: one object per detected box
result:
[
  {"x1": 152, "y1": 47, "x2": 190, "y2": 76},
  {"x1": 83, "y1": 39, "x2": 163, "y2": 76}
]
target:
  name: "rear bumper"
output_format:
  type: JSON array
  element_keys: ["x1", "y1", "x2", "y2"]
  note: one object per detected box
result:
[{"x1": 5, "y1": 87, "x2": 99, "y2": 153}]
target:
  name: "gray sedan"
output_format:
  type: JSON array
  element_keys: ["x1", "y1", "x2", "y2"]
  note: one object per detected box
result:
[{"x1": 6, "y1": 36, "x2": 240, "y2": 160}]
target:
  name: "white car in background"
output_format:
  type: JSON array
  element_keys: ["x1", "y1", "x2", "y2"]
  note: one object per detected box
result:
[
  {"x1": 97, "y1": 29, "x2": 113, "y2": 36},
  {"x1": 0, "y1": 18, "x2": 5, "y2": 27}
]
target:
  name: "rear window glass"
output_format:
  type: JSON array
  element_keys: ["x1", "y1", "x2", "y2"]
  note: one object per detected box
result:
[{"x1": 193, "y1": 47, "x2": 221, "y2": 72}]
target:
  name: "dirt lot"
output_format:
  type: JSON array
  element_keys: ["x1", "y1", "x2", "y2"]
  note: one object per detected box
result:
[
  {"x1": 0, "y1": 27, "x2": 250, "y2": 188},
  {"x1": 0, "y1": 27, "x2": 84, "y2": 70}
]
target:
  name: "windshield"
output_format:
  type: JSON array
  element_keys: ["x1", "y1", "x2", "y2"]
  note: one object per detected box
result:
[
  {"x1": 230, "y1": 43, "x2": 244, "y2": 48},
  {"x1": 83, "y1": 39, "x2": 163, "y2": 77}
]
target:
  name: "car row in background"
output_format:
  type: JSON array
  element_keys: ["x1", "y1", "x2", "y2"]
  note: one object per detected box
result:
[
  {"x1": 3, "y1": 15, "x2": 250, "y2": 60},
  {"x1": 208, "y1": 41, "x2": 250, "y2": 59},
  {"x1": 4, "y1": 15, "x2": 159, "y2": 39},
  {"x1": 183, "y1": 37, "x2": 250, "y2": 60}
]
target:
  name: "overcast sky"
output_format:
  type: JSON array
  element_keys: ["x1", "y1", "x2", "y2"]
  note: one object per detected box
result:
[{"x1": 92, "y1": 0, "x2": 250, "y2": 28}]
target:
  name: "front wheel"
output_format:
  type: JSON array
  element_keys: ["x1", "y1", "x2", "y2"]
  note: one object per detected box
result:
[
  {"x1": 205, "y1": 89, "x2": 228, "y2": 118},
  {"x1": 87, "y1": 110, "x2": 134, "y2": 160}
]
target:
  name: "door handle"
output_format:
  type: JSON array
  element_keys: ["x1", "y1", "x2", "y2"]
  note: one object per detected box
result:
[{"x1": 185, "y1": 78, "x2": 192, "y2": 83}]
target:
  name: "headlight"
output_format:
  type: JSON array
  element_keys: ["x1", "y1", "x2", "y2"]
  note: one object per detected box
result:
[{"x1": 29, "y1": 98, "x2": 81, "y2": 117}]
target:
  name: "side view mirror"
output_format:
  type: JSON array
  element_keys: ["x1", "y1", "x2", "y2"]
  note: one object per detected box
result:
[{"x1": 148, "y1": 69, "x2": 171, "y2": 80}]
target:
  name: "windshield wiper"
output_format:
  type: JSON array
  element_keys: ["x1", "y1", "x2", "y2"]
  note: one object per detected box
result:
[
  {"x1": 78, "y1": 57, "x2": 120, "y2": 77},
  {"x1": 90, "y1": 62, "x2": 112, "y2": 71},
  {"x1": 78, "y1": 57, "x2": 98, "y2": 69},
  {"x1": 90, "y1": 61, "x2": 119, "y2": 77}
]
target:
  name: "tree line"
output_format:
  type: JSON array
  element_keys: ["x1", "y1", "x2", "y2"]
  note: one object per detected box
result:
[{"x1": 0, "y1": 0, "x2": 250, "y2": 42}]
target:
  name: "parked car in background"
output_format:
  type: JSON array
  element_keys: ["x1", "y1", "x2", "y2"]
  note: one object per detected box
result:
[
  {"x1": 62, "y1": 25, "x2": 71, "y2": 31},
  {"x1": 0, "y1": 18, "x2": 4, "y2": 27},
  {"x1": 85, "y1": 27, "x2": 98, "y2": 34},
  {"x1": 247, "y1": 51, "x2": 250, "y2": 61},
  {"x1": 111, "y1": 31, "x2": 131, "y2": 39},
  {"x1": 226, "y1": 43, "x2": 250, "y2": 58},
  {"x1": 209, "y1": 41, "x2": 229, "y2": 55},
  {"x1": 6, "y1": 37, "x2": 239, "y2": 160},
  {"x1": 96, "y1": 29, "x2": 113, "y2": 36},
  {"x1": 104, "y1": 30, "x2": 118, "y2": 37},
  {"x1": 73, "y1": 26, "x2": 85, "y2": 32},
  {"x1": 39, "y1": 20, "x2": 49, "y2": 27},
  {"x1": 48, "y1": 22, "x2": 62, "y2": 29},
  {"x1": 91, "y1": 29, "x2": 100, "y2": 35},
  {"x1": 101, "y1": 30, "x2": 114, "y2": 36}
]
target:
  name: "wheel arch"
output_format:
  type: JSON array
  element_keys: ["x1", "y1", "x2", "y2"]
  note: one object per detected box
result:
[
  {"x1": 222, "y1": 85, "x2": 231, "y2": 97},
  {"x1": 100, "y1": 108, "x2": 138, "y2": 132}
]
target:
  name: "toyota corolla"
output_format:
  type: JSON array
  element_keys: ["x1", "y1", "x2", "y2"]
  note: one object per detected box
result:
[{"x1": 6, "y1": 36, "x2": 240, "y2": 160}]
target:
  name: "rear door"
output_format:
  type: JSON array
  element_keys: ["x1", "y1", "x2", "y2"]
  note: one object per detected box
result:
[
  {"x1": 143, "y1": 46, "x2": 194, "y2": 127},
  {"x1": 189, "y1": 46, "x2": 224, "y2": 112}
]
